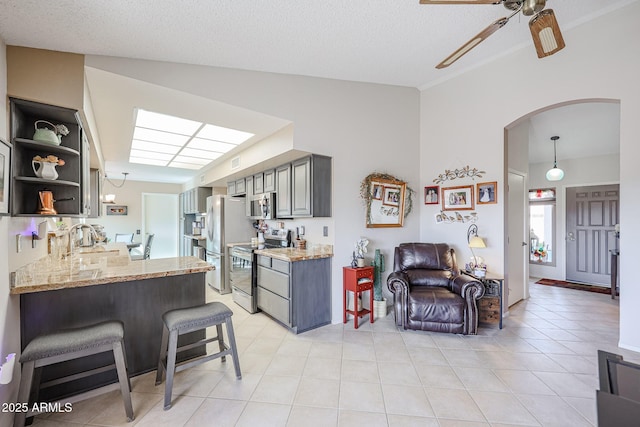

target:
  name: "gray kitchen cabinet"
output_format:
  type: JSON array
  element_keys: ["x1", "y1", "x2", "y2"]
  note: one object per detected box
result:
[
  {"x1": 88, "y1": 168, "x2": 102, "y2": 218},
  {"x1": 275, "y1": 155, "x2": 331, "y2": 218},
  {"x1": 254, "y1": 172, "x2": 264, "y2": 194},
  {"x1": 227, "y1": 180, "x2": 236, "y2": 196},
  {"x1": 263, "y1": 169, "x2": 275, "y2": 192},
  {"x1": 245, "y1": 175, "x2": 254, "y2": 197},
  {"x1": 235, "y1": 178, "x2": 246, "y2": 195},
  {"x1": 181, "y1": 187, "x2": 212, "y2": 214},
  {"x1": 275, "y1": 163, "x2": 292, "y2": 217},
  {"x1": 256, "y1": 254, "x2": 331, "y2": 334}
]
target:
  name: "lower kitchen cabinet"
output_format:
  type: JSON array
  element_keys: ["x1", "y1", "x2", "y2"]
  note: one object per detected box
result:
[{"x1": 257, "y1": 254, "x2": 331, "y2": 333}]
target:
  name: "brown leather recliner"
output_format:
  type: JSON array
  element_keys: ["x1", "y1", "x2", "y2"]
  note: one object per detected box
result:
[{"x1": 387, "y1": 243, "x2": 485, "y2": 335}]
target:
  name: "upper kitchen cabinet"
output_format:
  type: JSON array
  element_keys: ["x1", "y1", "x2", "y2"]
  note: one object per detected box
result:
[
  {"x1": 182, "y1": 187, "x2": 212, "y2": 214},
  {"x1": 227, "y1": 177, "x2": 247, "y2": 196},
  {"x1": 263, "y1": 169, "x2": 276, "y2": 193},
  {"x1": 276, "y1": 155, "x2": 332, "y2": 218},
  {"x1": 9, "y1": 98, "x2": 88, "y2": 217}
]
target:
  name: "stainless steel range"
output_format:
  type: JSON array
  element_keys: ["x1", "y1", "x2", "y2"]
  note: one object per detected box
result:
[{"x1": 230, "y1": 231, "x2": 291, "y2": 314}]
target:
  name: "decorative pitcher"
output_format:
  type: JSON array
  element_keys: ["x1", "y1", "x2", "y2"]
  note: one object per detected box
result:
[{"x1": 32, "y1": 160, "x2": 59, "y2": 180}]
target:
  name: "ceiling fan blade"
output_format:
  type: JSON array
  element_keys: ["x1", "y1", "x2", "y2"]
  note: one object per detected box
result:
[
  {"x1": 436, "y1": 17, "x2": 508, "y2": 69},
  {"x1": 419, "y1": 0, "x2": 501, "y2": 4},
  {"x1": 529, "y1": 9, "x2": 565, "y2": 58}
]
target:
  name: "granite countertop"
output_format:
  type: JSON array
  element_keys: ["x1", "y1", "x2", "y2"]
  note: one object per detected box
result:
[
  {"x1": 254, "y1": 244, "x2": 333, "y2": 262},
  {"x1": 10, "y1": 243, "x2": 213, "y2": 295}
]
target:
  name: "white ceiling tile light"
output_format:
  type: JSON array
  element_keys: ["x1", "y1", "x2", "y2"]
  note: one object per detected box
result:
[{"x1": 129, "y1": 109, "x2": 255, "y2": 170}]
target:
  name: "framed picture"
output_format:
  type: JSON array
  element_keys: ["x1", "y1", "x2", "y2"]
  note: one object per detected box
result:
[
  {"x1": 441, "y1": 185, "x2": 474, "y2": 211},
  {"x1": 106, "y1": 205, "x2": 128, "y2": 216},
  {"x1": 477, "y1": 181, "x2": 497, "y2": 205},
  {"x1": 0, "y1": 138, "x2": 11, "y2": 216},
  {"x1": 366, "y1": 177, "x2": 406, "y2": 228},
  {"x1": 424, "y1": 185, "x2": 439, "y2": 205},
  {"x1": 382, "y1": 186, "x2": 401, "y2": 207},
  {"x1": 372, "y1": 184, "x2": 384, "y2": 200}
]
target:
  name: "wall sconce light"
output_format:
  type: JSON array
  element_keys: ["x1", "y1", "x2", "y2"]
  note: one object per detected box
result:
[
  {"x1": 103, "y1": 172, "x2": 128, "y2": 204},
  {"x1": 103, "y1": 194, "x2": 116, "y2": 204},
  {"x1": 545, "y1": 136, "x2": 564, "y2": 181}
]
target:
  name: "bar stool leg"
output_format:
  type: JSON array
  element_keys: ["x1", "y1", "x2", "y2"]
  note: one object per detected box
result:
[
  {"x1": 163, "y1": 330, "x2": 179, "y2": 410},
  {"x1": 155, "y1": 326, "x2": 169, "y2": 386},
  {"x1": 225, "y1": 318, "x2": 242, "y2": 380},
  {"x1": 113, "y1": 340, "x2": 134, "y2": 422},
  {"x1": 216, "y1": 324, "x2": 226, "y2": 363},
  {"x1": 13, "y1": 361, "x2": 35, "y2": 427}
]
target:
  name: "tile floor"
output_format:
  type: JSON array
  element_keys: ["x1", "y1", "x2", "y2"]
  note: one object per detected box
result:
[{"x1": 30, "y1": 279, "x2": 637, "y2": 427}]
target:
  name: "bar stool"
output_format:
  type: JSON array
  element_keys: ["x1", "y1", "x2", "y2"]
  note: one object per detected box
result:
[
  {"x1": 14, "y1": 321, "x2": 134, "y2": 427},
  {"x1": 155, "y1": 301, "x2": 241, "y2": 410}
]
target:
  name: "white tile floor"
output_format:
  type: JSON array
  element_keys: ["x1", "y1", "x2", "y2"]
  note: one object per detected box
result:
[{"x1": 30, "y1": 279, "x2": 638, "y2": 427}]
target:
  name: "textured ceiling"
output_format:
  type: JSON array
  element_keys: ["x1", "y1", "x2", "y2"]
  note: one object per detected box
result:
[
  {"x1": 0, "y1": 0, "x2": 629, "y2": 183},
  {"x1": 0, "y1": 0, "x2": 635, "y2": 88}
]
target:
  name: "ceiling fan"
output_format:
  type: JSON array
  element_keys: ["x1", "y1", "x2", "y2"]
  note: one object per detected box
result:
[{"x1": 420, "y1": 0, "x2": 565, "y2": 69}]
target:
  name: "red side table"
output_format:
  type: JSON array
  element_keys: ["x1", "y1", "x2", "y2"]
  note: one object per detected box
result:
[{"x1": 343, "y1": 266, "x2": 374, "y2": 329}]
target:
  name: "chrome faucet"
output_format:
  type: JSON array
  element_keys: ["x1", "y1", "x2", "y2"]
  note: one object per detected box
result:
[{"x1": 66, "y1": 224, "x2": 97, "y2": 256}]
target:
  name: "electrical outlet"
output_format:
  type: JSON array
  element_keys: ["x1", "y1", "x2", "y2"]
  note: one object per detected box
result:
[
  {"x1": 136, "y1": 229, "x2": 141, "y2": 235},
  {"x1": 323, "y1": 226, "x2": 328, "y2": 237},
  {"x1": 16, "y1": 235, "x2": 22, "y2": 253}
]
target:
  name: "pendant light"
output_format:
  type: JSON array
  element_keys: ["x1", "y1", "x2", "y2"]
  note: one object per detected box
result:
[{"x1": 545, "y1": 136, "x2": 564, "y2": 181}]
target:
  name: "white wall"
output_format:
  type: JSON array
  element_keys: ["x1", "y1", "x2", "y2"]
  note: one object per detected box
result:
[
  {"x1": 86, "y1": 55, "x2": 421, "y2": 321},
  {"x1": 420, "y1": 2, "x2": 640, "y2": 351},
  {"x1": 99, "y1": 180, "x2": 182, "y2": 245}
]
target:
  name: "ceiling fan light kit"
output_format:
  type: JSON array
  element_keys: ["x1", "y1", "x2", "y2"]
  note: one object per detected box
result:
[
  {"x1": 530, "y1": 9, "x2": 565, "y2": 58},
  {"x1": 545, "y1": 135, "x2": 564, "y2": 181},
  {"x1": 421, "y1": 0, "x2": 566, "y2": 68}
]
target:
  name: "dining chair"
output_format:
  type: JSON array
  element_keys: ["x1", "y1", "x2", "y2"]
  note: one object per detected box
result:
[{"x1": 114, "y1": 233, "x2": 134, "y2": 243}]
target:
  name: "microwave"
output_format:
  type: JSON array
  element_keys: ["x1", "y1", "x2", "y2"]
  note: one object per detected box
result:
[{"x1": 247, "y1": 192, "x2": 276, "y2": 220}]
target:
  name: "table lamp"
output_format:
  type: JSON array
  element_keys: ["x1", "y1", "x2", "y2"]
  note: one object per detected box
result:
[{"x1": 467, "y1": 224, "x2": 486, "y2": 272}]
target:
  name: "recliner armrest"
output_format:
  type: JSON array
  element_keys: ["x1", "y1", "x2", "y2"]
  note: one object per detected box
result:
[
  {"x1": 451, "y1": 274, "x2": 485, "y2": 300},
  {"x1": 387, "y1": 271, "x2": 410, "y2": 293}
]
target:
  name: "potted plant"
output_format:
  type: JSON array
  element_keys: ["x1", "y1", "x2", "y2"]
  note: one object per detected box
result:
[{"x1": 372, "y1": 249, "x2": 387, "y2": 319}]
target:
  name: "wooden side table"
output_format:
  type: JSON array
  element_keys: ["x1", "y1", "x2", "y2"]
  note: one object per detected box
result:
[
  {"x1": 343, "y1": 266, "x2": 374, "y2": 329},
  {"x1": 462, "y1": 270, "x2": 504, "y2": 329}
]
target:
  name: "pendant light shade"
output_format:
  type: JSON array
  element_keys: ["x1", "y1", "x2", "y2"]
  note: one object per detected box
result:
[{"x1": 545, "y1": 136, "x2": 564, "y2": 181}]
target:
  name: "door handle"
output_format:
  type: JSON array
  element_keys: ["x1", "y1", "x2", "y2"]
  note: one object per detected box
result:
[
  {"x1": 522, "y1": 242, "x2": 527, "y2": 246},
  {"x1": 567, "y1": 232, "x2": 576, "y2": 241}
]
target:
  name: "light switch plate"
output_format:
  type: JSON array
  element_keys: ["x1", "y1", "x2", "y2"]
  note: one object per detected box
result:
[
  {"x1": 16, "y1": 235, "x2": 22, "y2": 253},
  {"x1": 323, "y1": 226, "x2": 329, "y2": 237}
]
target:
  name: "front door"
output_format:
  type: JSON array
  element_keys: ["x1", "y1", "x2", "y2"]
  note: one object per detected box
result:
[{"x1": 566, "y1": 185, "x2": 619, "y2": 285}]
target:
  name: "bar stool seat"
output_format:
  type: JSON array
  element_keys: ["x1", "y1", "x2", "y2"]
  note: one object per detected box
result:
[
  {"x1": 155, "y1": 302, "x2": 241, "y2": 410},
  {"x1": 14, "y1": 321, "x2": 134, "y2": 427}
]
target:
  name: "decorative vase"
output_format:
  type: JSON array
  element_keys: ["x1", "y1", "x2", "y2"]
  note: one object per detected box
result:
[
  {"x1": 357, "y1": 258, "x2": 365, "y2": 267},
  {"x1": 372, "y1": 249, "x2": 385, "y2": 301}
]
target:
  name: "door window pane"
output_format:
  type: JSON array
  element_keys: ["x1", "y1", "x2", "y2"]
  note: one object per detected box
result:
[{"x1": 529, "y1": 189, "x2": 556, "y2": 266}]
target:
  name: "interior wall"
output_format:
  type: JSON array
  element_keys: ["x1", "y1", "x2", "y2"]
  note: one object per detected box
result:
[
  {"x1": 99, "y1": 180, "x2": 182, "y2": 244},
  {"x1": 85, "y1": 55, "x2": 421, "y2": 322},
  {"x1": 0, "y1": 37, "x2": 20, "y2": 427},
  {"x1": 420, "y1": 2, "x2": 640, "y2": 351}
]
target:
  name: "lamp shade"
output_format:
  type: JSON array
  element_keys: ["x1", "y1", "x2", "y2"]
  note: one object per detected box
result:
[
  {"x1": 468, "y1": 236, "x2": 486, "y2": 249},
  {"x1": 545, "y1": 167, "x2": 564, "y2": 181}
]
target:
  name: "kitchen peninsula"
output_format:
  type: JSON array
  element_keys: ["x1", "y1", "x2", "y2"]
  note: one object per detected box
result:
[{"x1": 10, "y1": 243, "x2": 213, "y2": 401}]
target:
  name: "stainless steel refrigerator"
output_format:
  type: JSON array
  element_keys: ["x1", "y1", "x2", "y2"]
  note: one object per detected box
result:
[{"x1": 204, "y1": 195, "x2": 255, "y2": 294}]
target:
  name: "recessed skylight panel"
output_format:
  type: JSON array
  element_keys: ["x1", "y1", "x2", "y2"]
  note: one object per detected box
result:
[
  {"x1": 179, "y1": 147, "x2": 224, "y2": 160},
  {"x1": 136, "y1": 109, "x2": 202, "y2": 135},
  {"x1": 131, "y1": 140, "x2": 181, "y2": 154},
  {"x1": 196, "y1": 124, "x2": 254, "y2": 144},
  {"x1": 130, "y1": 109, "x2": 254, "y2": 171},
  {"x1": 133, "y1": 127, "x2": 190, "y2": 146},
  {"x1": 187, "y1": 138, "x2": 236, "y2": 153}
]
